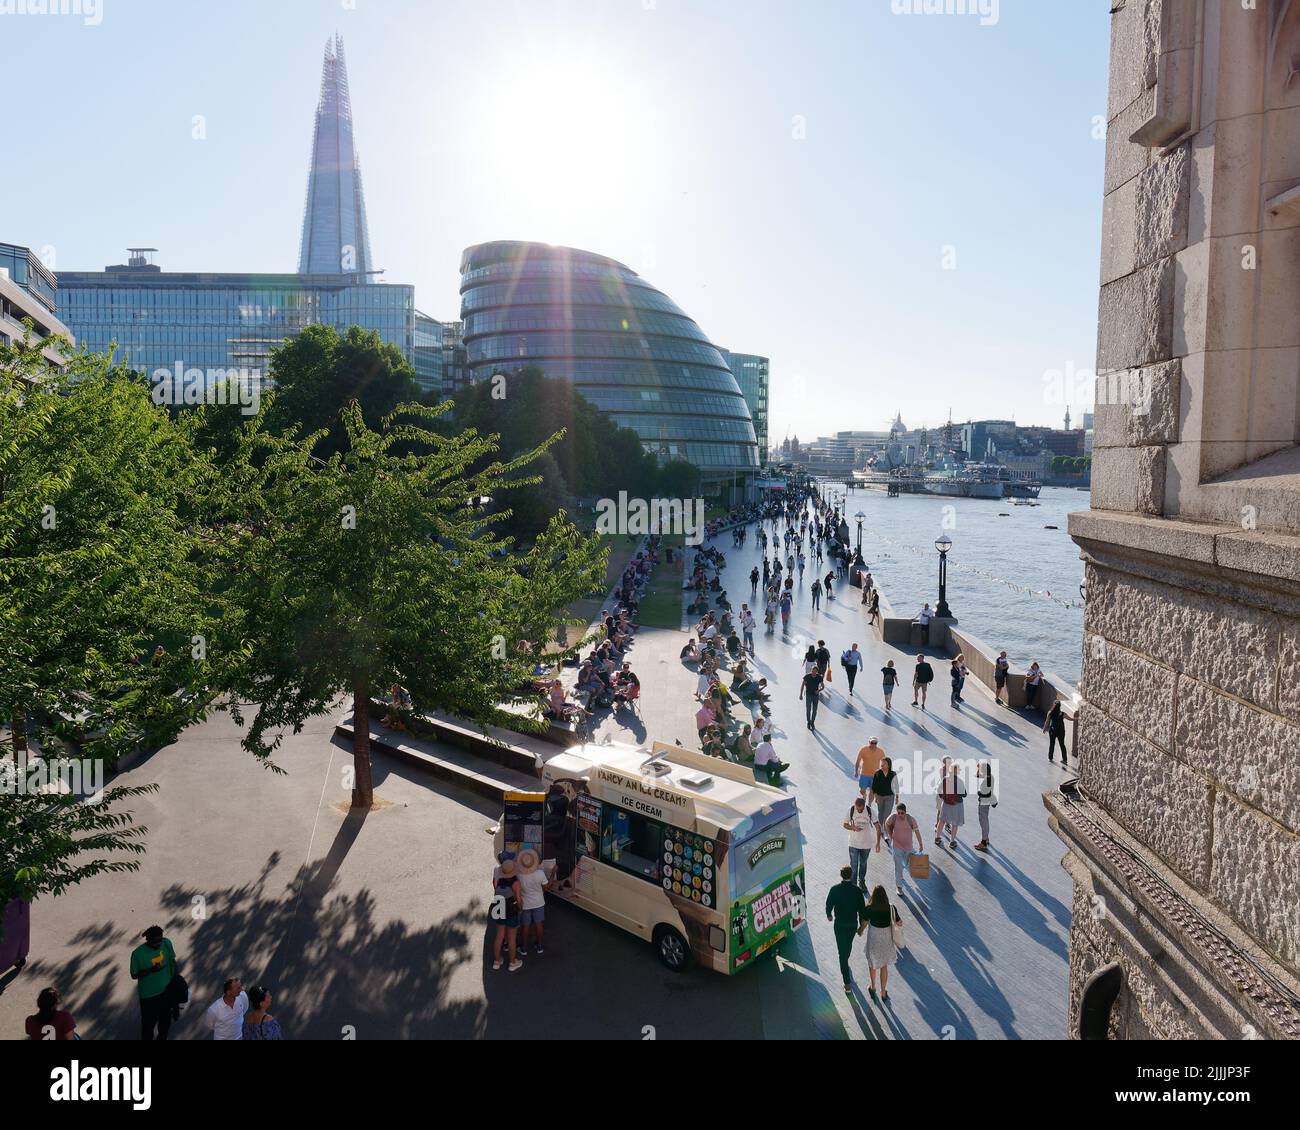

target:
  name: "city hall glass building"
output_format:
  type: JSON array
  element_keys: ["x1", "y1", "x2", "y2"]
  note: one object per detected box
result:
[{"x1": 459, "y1": 242, "x2": 758, "y2": 488}]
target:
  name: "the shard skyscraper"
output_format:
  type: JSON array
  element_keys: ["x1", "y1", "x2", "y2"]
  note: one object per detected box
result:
[{"x1": 297, "y1": 34, "x2": 374, "y2": 279}]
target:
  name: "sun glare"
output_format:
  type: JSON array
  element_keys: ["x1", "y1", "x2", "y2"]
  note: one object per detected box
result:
[{"x1": 473, "y1": 49, "x2": 660, "y2": 246}]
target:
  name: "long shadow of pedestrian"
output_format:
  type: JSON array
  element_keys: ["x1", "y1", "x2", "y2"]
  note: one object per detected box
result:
[
  {"x1": 893, "y1": 949, "x2": 978, "y2": 1040},
  {"x1": 989, "y1": 850, "x2": 1072, "y2": 929},
  {"x1": 898, "y1": 864, "x2": 1020, "y2": 1038},
  {"x1": 951, "y1": 702, "x2": 1029, "y2": 747},
  {"x1": 811, "y1": 729, "x2": 856, "y2": 779},
  {"x1": 949, "y1": 852, "x2": 1068, "y2": 961},
  {"x1": 860, "y1": 702, "x2": 944, "y2": 744},
  {"x1": 919, "y1": 713, "x2": 990, "y2": 753}
]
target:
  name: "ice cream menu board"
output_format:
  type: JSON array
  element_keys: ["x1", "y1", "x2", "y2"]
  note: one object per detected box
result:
[
  {"x1": 661, "y1": 829, "x2": 716, "y2": 909},
  {"x1": 502, "y1": 791, "x2": 545, "y2": 856}
]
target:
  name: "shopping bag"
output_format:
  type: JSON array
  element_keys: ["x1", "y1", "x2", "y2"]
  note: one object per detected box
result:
[
  {"x1": 825, "y1": 667, "x2": 833, "y2": 683},
  {"x1": 908, "y1": 852, "x2": 930, "y2": 880}
]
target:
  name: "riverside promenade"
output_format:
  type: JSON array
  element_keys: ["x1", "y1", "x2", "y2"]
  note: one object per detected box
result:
[
  {"x1": 0, "y1": 524, "x2": 1074, "y2": 1042},
  {"x1": 582, "y1": 521, "x2": 1076, "y2": 1039}
]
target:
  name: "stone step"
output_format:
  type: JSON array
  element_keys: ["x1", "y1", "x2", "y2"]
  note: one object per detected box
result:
[{"x1": 335, "y1": 712, "x2": 542, "y2": 805}]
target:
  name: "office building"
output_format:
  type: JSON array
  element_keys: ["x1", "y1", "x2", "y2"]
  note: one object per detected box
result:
[
  {"x1": 413, "y1": 310, "x2": 443, "y2": 394},
  {"x1": 57, "y1": 38, "x2": 420, "y2": 385},
  {"x1": 57, "y1": 250, "x2": 414, "y2": 387},
  {"x1": 298, "y1": 35, "x2": 374, "y2": 281},
  {"x1": 721, "y1": 351, "x2": 769, "y2": 469},
  {"x1": 0, "y1": 240, "x2": 73, "y2": 366}
]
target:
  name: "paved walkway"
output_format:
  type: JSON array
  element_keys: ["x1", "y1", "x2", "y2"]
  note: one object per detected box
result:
[
  {"x1": 0, "y1": 519, "x2": 1073, "y2": 1041},
  {"x1": 579, "y1": 517, "x2": 1074, "y2": 1039}
]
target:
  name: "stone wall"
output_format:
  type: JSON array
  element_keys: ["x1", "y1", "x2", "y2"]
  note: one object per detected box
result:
[{"x1": 1049, "y1": 0, "x2": 1300, "y2": 1040}]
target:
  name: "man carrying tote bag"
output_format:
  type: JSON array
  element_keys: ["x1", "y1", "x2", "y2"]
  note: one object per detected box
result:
[{"x1": 884, "y1": 803, "x2": 928, "y2": 894}]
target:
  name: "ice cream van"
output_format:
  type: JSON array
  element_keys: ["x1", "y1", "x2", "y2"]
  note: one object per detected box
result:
[{"x1": 495, "y1": 741, "x2": 806, "y2": 973}]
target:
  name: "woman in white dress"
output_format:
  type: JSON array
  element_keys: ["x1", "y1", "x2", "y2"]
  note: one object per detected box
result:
[{"x1": 860, "y1": 884, "x2": 900, "y2": 1002}]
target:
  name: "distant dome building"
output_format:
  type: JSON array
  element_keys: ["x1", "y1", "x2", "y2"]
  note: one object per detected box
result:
[{"x1": 459, "y1": 242, "x2": 759, "y2": 492}]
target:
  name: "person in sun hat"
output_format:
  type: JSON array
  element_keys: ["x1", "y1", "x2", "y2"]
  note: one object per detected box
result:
[{"x1": 514, "y1": 848, "x2": 553, "y2": 957}]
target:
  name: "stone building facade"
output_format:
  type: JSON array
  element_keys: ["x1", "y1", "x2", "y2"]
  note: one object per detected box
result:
[{"x1": 1047, "y1": 0, "x2": 1300, "y2": 1039}]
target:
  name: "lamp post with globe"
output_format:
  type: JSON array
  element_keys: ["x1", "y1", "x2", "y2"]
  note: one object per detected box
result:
[{"x1": 935, "y1": 534, "x2": 953, "y2": 619}]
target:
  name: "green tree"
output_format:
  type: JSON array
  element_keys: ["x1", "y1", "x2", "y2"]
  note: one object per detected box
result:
[
  {"x1": 264, "y1": 324, "x2": 421, "y2": 457},
  {"x1": 1, "y1": 780, "x2": 160, "y2": 943},
  {"x1": 216, "y1": 399, "x2": 607, "y2": 809},
  {"x1": 655, "y1": 458, "x2": 703, "y2": 499},
  {"x1": 454, "y1": 366, "x2": 661, "y2": 504},
  {"x1": 0, "y1": 328, "x2": 220, "y2": 921},
  {"x1": 0, "y1": 331, "x2": 220, "y2": 765},
  {"x1": 497, "y1": 449, "x2": 570, "y2": 541}
]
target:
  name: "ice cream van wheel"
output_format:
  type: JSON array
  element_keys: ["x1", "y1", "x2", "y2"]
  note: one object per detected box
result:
[{"x1": 653, "y1": 925, "x2": 691, "y2": 973}]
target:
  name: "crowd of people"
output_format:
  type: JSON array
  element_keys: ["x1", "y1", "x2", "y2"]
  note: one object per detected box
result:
[{"x1": 547, "y1": 543, "x2": 660, "y2": 724}]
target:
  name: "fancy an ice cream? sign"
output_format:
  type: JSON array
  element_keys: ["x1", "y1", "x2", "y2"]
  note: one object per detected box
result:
[{"x1": 596, "y1": 768, "x2": 694, "y2": 823}]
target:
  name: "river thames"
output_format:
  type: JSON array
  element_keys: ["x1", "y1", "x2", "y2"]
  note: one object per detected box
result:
[{"x1": 819, "y1": 483, "x2": 1088, "y2": 686}]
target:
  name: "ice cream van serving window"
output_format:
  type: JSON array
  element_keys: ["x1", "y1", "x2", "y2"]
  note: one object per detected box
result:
[
  {"x1": 599, "y1": 802, "x2": 718, "y2": 910},
  {"x1": 599, "y1": 803, "x2": 665, "y2": 884}
]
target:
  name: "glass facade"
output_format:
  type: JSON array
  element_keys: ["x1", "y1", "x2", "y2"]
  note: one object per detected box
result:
[
  {"x1": 721, "y1": 351, "x2": 770, "y2": 468},
  {"x1": 459, "y1": 242, "x2": 758, "y2": 481},
  {"x1": 56, "y1": 265, "x2": 414, "y2": 385},
  {"x1": 298, "y1": 35, "x2": 373, "y2": 280},
  {"x1": 1, "y1": 241, "x2": 70, "y2": 365},
  {"x1": 413, "y1": 310, "x2": 443, "y2": 395},
  {"x1": 0, "y1": 242, "x2": 58, "y2": 317}
]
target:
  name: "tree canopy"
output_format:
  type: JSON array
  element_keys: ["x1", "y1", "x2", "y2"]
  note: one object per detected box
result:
[
  {"x1": 264, "y1": 323, "x2": 422, "y2": 458},
  {"x1": 213, "y1": 398, "x2": 607, "y2": 807}
]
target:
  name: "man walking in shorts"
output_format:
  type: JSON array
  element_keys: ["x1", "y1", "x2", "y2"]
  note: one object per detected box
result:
[{"x1": 912, "y1": 654, "x2": 934, "y2": 709}]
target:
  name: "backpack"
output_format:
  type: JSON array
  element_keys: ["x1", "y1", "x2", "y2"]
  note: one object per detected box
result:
[{"x1": 841, "y1": 649, "x2": 854, "y2": 666}]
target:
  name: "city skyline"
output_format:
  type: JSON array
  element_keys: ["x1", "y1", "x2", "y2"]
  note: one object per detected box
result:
[{"x1": 4, "y1": 0, "x2": 1109, "y2": 440}]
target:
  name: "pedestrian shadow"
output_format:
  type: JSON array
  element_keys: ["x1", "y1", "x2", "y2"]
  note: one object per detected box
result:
[
  {"x1": 893, "y1": 949, "x2": 979, "y2": 1040},
  {"x1": 846, "y1": 983, "x2": 901, "y2": 1039},
  {"x1": 811, "y1": 729, "x2": 856, "y2": 778},
  {"x1": 898, "y1": 864, "x2": 1020, "y2": 1038},
  {"x1": 989, "y1": 850, "x2": 1072, "y2": 930},
  {"x1": 918, "y1": 712, "x2": 990, "y2": 753},
  {"x1": 949, "y1": 852, "x2": 1069, "y2": 961},
  {"x1": 952, "y1": 703, "x2": 1030, "y2": 748},
  {"x1": 859, "y1": 702, "x2": 944, "y2": 745}
]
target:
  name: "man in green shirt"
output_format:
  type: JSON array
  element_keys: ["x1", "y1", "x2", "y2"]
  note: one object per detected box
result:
[
  {"x1": 130, "y1": 925, "x2": 177, "y2": 1040},
  {"x1": 825, "y1": 866, "x2": 868, "y2": 995}
]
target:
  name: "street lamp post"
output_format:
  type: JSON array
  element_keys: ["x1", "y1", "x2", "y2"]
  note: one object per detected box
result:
[
  {"x1": 935, "y1": 534, "x2": 953, "y2": 619},
  {"x1": 854, "y1": 510, "x2": 866, "y2": 568}
]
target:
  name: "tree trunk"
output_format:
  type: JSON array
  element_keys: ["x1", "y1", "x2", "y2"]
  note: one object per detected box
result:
[
  {"x1": 351, "y1": 684, "x2": 375, "y2": 810},
  {"x1": 11, "y1": 714, "x2": 26, "y2": 757}
]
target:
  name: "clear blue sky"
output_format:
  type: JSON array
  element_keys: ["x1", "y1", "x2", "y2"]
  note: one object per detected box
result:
[{"x1": 3, "y1": 0, "x2": 1109, "y2": 441}]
